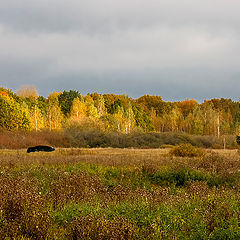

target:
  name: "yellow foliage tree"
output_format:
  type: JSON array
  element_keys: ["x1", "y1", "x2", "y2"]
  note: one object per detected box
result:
[
  {"x1": 87, "y1": 104, "x2": 98, "y2": 119},
  {"x1": 113, "y1": 107, "x2": 125, "y2": 132},
  {"x1": 70, "y1": 97, "x2": 87, "y2": 119},
  {"x1": 47, "y1": 91, "x2": 63, "y2": 130},
  {"x1": 16, "y1": 85, "x2": 38, "y2": 99},
  {"x1": 150, "y1": 108, "x2": 161, "y2": 132},
  {"x1": 95, "y1": 95, "x2": 106, "y2": 117},
  {"x1": 0, "y1": 94, "x2": 30, "y2": 130},
  {"x1": 27, "y1": 104, "x2": 44, "y2": 131},
  {"x1": 125, "y1": 105, "x2": 135, "y2": 134},
  {"x1": 84, "y1": 95, "x2": 98, "y2": 119},
  {"x1": 16, "y1": 85, "x2": 42, "y2": 130}
]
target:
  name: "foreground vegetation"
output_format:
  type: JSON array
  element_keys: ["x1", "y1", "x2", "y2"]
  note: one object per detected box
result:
[{"x1": 1, "y1": 147, "x2": 240, "y2": 239}]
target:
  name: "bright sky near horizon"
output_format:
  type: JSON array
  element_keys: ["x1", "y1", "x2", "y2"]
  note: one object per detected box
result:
[{"x1": 1, "y1": 0, "x2": 240, "y2": 102}]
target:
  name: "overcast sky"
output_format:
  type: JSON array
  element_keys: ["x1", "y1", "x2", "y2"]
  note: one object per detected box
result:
[{"x1": 1, "y1": 0, "x2": 240, "y2": 102}]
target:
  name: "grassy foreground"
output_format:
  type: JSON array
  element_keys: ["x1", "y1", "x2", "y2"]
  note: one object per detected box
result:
[{"x1": 1, "y1": 148, "x2": 240, "y2": 239}]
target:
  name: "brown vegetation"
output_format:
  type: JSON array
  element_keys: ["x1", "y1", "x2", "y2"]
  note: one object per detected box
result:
[{"x1": 0, "y1": 129, "x2": 236, "y2": 150}]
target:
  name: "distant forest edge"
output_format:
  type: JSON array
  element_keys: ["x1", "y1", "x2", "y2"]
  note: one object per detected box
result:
[{"x1": 0, "y1": 86, "x2": 240, "y2": 149}]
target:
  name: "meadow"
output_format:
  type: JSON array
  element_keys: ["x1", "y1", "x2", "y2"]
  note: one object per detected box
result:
[{"x1": 1, "y1": 147, "x2": 240, "y2": 239}]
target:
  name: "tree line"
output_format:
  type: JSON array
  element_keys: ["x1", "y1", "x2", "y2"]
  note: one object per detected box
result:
[{"x1": 1, "y1": 86, "x2": 240, "y2": 137}]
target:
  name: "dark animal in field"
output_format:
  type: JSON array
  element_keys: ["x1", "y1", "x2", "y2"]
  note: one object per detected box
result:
[
  {"x1": 27, "y1": 145, "x2": 55, "y2": 153},
  {"x1": 236, "y1": 136, "x2": 240, "y2": 145}
]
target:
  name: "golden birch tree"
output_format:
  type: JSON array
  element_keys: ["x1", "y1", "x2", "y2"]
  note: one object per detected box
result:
[{"x1": 47, "y1": 91, "x2": 63, "y2": 130}]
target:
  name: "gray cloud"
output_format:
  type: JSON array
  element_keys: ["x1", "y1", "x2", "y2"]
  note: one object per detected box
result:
[
  {"x1": 1, "y1": 0, "x2": 240, "y2": 33},
  {"x1": 1, "y1": 0, "x2": 240, "y2": 101}
]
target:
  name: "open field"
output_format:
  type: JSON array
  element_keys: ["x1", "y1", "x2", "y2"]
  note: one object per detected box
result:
[{"x1": 1, "y1": 148, "x2": 240, "y2": 239}]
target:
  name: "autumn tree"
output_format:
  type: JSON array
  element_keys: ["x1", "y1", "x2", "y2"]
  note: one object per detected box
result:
[
  {"x1": 103, "y1": 94, "x2": 119, "y2": 113},
  {"x1": 70, "y1": 97, "x2": 87, "y2": 119},
  {"x1": 113, "y1": 106, "x2": 125, "y2": 132},
  {"x1": 27, "y1": 103, "x2": 44, "y2": 131},
  {"x1": 85, "y1": 95, "x2": 98, "y2": 119},
  {"x1": 37, "y1": 96, "x2": 48, "y2": 116},
  {"x1": 136, "y1": 95, "x2": 169, "y2": 116},
  {"x1": 0, "y1": 94, "x2": 30, "y2": 130},
  {"x1": 16, "y1": 85, "x2": 38, "y2": 99},
  {"x1": 125, "y1": 104, "x2": 135, "y2": 133},
  {"x1": 109, "y1": 99, "x2": 125, "y2": 114},
  {"x1": 163, "y1": 107, "x2": 183, "y2": 132},
  {"x1": 132, "y1": 105, "x2": 154, "y2": 132},
  {"x1": 47, "y1": 91, "x2": 63, "y2": 130},
  {"x1": 190, "y1": 106, "x2": 204, "y2": 135},
  {"x1": 94, "y1": 94, "x2": 106, "y2": 117},
  {"x1": 178, "y1": 98, "x2": 198, "y2": 118},
  {"x1": 150, "y1": 108, "x2": 161, "y2": 132},
  {"x1": 16, "y1": 85, "x2": 42, "y2": 131},
  {"x1": 103, "y1": 94, "x2": 132, "y2": 114}
]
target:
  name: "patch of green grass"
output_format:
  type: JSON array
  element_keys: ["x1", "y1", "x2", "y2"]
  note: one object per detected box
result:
[
  {"x1": 146, "y1": 167, "x2": 237, "y2": 188},
  {"x1": 50, "y1": 203, "x2": 81, "y2": 225}
]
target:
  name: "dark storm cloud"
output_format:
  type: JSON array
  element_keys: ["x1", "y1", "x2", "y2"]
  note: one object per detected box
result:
[{"x1": 1, "y1": 0, "x2": 240, "y2": 101}]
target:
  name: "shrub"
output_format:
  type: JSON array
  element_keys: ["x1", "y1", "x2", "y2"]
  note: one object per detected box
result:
[
  {"x1": 170, "y1": 143, "x2": 205, "y2": 157},
  {"x1": 0, "y1": 129, "x2": 236, "y2": 149},
  {"x1": 212, "y1": 143, "x2": 222, "y2": 149},
  {"x1": 159, "y1": 144, "x2": 174, "y2": 149}
]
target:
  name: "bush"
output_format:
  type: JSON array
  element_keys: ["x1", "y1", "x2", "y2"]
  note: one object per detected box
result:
[
  {"x1": 212, "y1": 144, "x2": 222, "y2": 149},
  {"x1": 0, "y1": 129, "x2": 236, "y2": 149},
  {"x1": 159, "y1": 144, "x2": 174, "y2": 149},
  {"x1": 170, "y1": 143, "x2": 205, "y2": 157}
]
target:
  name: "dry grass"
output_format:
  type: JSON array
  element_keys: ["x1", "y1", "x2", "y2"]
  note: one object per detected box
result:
[{"x1": 1, "y1": 148, "x2": 240, "y2": 239}]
